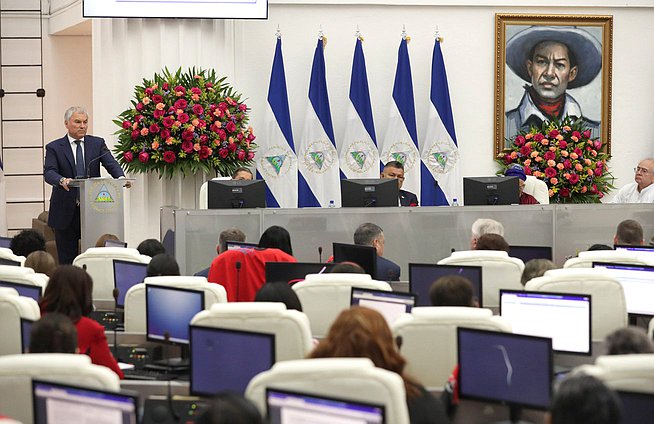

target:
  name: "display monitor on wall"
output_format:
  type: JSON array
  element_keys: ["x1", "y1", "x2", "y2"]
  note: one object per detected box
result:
[
  {"x1": 208, "y1": 180, "x2": 266, "y2": 209},
  {"x1": 341, "y1": 178, "x2": 399, "y2": 207},
  {"x1": 83, "y1": 0, "x2": 268, "y2": 20},
  {"x1": 463, "y1": 176, "x2": 520, "y2": 205}
]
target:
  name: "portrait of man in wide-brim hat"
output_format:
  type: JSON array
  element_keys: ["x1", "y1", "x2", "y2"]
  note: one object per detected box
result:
[{"x1": 504, "y1": 25, "x2": 603, "y2": 146}]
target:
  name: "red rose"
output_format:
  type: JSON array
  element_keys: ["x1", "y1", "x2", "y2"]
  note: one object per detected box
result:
[
  {"x1": 247, "y1": 134, "x2": 256, "y2": 142},
  {"x1": 138, "y1": 152, "x2": 149, "y2": 163},
  {"x1": 192, "y1": 104, "x2": 204, "y2": 115},
  {"x1": 569, "y1": 173, "x2": 580, "y2": 184},
  {"x1": 210, "y1": 123, "x2": 220, "y2": 133},
  {"x1": 218, "y1": 102, "x2": 228, "y2": 111},
  {"x1": 199, "y1": 135, "x2": 208, "y2": 144},
  {"x1": 590, "y1": 184, "x2": 598, "y2": 194},
  {"x1": 549, "y1": 129, "x2": 559, "y2": 138},
  {"x1": 135, "y1": 115, "x2": 144, "y2": 123},
  {"x1": 163, "y1": 151, "x2": 176, "y2": 163},
  {"x1": 520, "y1": 145, "x2": 532, "y2": 156},
  {"x1": 123, "y1": 151, "x2": 134, "y2": 162},
  {"x1": 560, "y1": 188, "x2": 570, "y2": 197},
  {"x1": 594, "y1": 140, "x2": 602, "y2": 150},
  {"x1": 218, "y1": 130, "x2": 227, "y2": 141},
  {"x1": 152, "y1": 94, "x2": 163, "y2": 103},
  {"x1": 228, "y1": 142, "x2": 238, "y2": 152},
  {"x1": 181, "y1": 130, "x2": 195, "y2": 142},
  {"x1": 122, "y1": 120, "x2": 131, "y2": 129},
  {"x1": 196, "y1": 119, "x2": 206, "y2": 129},
  {"x1": 237, "y1": 150, "x2": 246, "y2": 161},
  {"x1": 131, "y1": 130, "x2": 140, "y2": 140},
  {"x1": 226, "y1": 121, "x2": 237, "y2": 132},
  {"x1": 545, "y1": 167, "x2": 557, "y2": 178},
  {"x1": 534, "y1": 133, "x2": 544, "y2": 142},
  {"x1": 162, "y1": 116, "x2": 175, "y2": 128},
  {"x1": 153, "y1": 109, "x2": 165, "y2": 119},
  {"x1": 149, "y1": 124, "x2": 160, "y2": 134},
  {"x1": 174, "y1": 85, "x2": 186, "y2": 94},
  {"x1": 205, "y1": 82, "x2": 213, "y2": 88},
  {"x1": 559, "y1": 140, "x2": 567, "y2": 149},
  {"x1": 160, "y1": 129, "x2": 171, "y2": 141},
  {"x1": 514, "y1": 135, "x2": 525, "y2": 147},
  {"x1": 174, "y1": 99, "x2": 188, "y2": 110},
  {"x1": 572, "y1": 131, "x2": 581, "y2": 139},
  {"x1": 191, "y1": 87, "x2": 201, "y2": 95},
  {"x1": 582, "y1": 130, "x2": 591, "y2": 138},
  {"x1": 573, "y1": 148, "x2": 583, "y2": 156},
  {"x1": 543, "y1": 151, "x2": 555, "y2": 161},
  {"x1": 239, "y1": 104, "x2": 247, "y2": 112},
  {"x1": 178, "y1": 113, "x2": 190, "y2": 124},
  {"x1": 162, "y1": 83, "x2": 169, "y2": 90},
  {"x1": 145, "y1": 87, "x2": 154, "y2": 96},
  {"x1": 199, "y1": 146, "x2": 212, "y2": 159},
  {"x1": 594, "y1": 168, "x2": 602, "y2": 177},
  {"x1": 503, "y1": 154, "x2": 512, "y2": 165},
  {"x1": 219, "y1": 148, "x2": 229, "y2": 158},
  {"x1": 237, "y1": 133, "x2": 243, "y2": 141},
  {"x1": 247, "y1": 151, "x2": 254, "y2": 160},
  {"x1": 136, "y1": 102, "x2": 144, "y2": 111},
  {"x1": 563, "y1": 159, "x2": 572, "y2": 169},
  {"x1": 181, "y1": 140, "x2": 194, "y2": 153}
]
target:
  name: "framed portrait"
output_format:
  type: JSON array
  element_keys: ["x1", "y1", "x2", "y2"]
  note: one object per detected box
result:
[{"x1": 494, "y1": 14, "x2": 613, "y2": 157}]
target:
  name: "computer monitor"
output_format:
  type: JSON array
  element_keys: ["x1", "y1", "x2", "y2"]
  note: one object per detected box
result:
[
  {"x1": 21, "y1": 317, "x2": 34, "y2": 354},
  {"x1": 32, "y1": 379, "x2": 138, "y2": 424},
  {"x1": 499, "y1": 290, "x2": 592, "y2": 355},
  {"x1": 616, "y1": 390, "x2": 654, "y2": 424},
  {"x1": 208, "y1": 179, "x2": 266, "y2": 209},
  {"x1": 351, "y1": 287, "x2": 416, "y2": 325},
  {"x1": 592, "y1": 262, "x2": 654, "y2": 316},
  {"x1": 408, "y1": 263, "x2": 482, "y2": 307},
  {"x1": 457, "y1": 328, "x2": 552, "y2": 418},
  {"x1": 0, "y1": 236, "x2": 12, "y2": 248},
  {"x1": 225, "y1": 241, "x2": 259, "y2": 251},
  {"x1": 0, "y1": 258, "x2": 21, "y2": 266},
  {"x1": 341, "y1": 178, "x2": 399, "y2": 207},
  {"x1": 266, "y1": 388, "x2": 385, "y2": 424},
  {"x1": 105, "y1": 239, "x2": 127, "y2": 248},
  {"x1": 190, "y1": 325, "x2": 275, "y2": 396},
  {"x1": 146, "y1": 284, "x2": 205, "y2": 345},
  {"x1": 0, "y1": 280, "x2": 42, "y2": 302},
  {"x1": 508, "y1": 245, "x2": 553, "y2": 262},
  {"x1": 614, "y1": 244, "x2": 654, "y2": 262},
  {"x1": 333, "y1": 242, "x2": 377, "y2": 278},
  {"x1": 463, "y1": 176, "x2": 520, "y2": 205},
  {"x1": 265, "y1": 262, "x2": 336, "y2": 283},
  {"x1": 113, "y1": 260, "x2": 148, "y2": 308}
]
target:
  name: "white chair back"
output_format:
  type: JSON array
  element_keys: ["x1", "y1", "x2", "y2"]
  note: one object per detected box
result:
[
  {"x1": 73, "y1": 247, "x2": 150, "y2": 301},
  {"x1": 564, "y1": 250, "x2": 654, "y2": 268},
  {"x1": 245, "y1": 358, "x2": 410, "y2": 424},
  {"x1": 526, "y1": 268, "x2": 627, "y2": 341},
  {"x1": 0, "y1": 248, "x2": 25, "y2": 266},
  {"x1": 199, "y1": 177, "x2": 230, "y2": 209},
  {"x1": 0, "y1": 353, "x2": 120, "y2": 423},
  {"x1": 123, "y1": 276, "x2": 227, "y2": 332},
  {"x1": 573, "y1": 354, "x2": 654, "y2": 394},
  {"x1": 0, "y1": 265, "x2": 48, "y2": 291},
  {"x1": 191, "y1": 302, "x2": 313, "y2": 361},
  {"x1": 524, "y1": 175, "x2": 550, "y2": 204},
  {"x1": 438, "y1": 250, "x2": 525, "y2": 308},
  {"x1": 392, "y1": 306, "x2": 511, "y2": 389},
  {"x1": 0, "y1": 288, "x2": 40, "y2": 356},
  {"x1": 292, "y1": 273, "x2": 392, "y2": 338}
]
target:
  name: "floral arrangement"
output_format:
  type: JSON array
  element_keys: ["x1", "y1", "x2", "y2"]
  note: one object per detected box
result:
[
  {"x1": 113, "y1": 67, "x2": 256, "y2": 178},
  {"x1": 496, "y1": 116, "x2": 613, "y2": 203}
]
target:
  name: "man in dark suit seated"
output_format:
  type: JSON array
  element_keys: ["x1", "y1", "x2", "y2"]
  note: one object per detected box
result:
[
  {"x1": 381, "y1": 160, "x2": 418, "y2": 206},
  {"x1": 354, "y1": 222, "x2": 400, "y2": 281},
  {"x1": 43, "y1": 106, "x2": 128, "y2": 264}
]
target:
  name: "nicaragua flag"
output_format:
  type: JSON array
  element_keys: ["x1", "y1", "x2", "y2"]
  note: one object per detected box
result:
[
  {"x1": 256, "y1": 36, "x2": 298, "y2": 208},
  {"x1": 420, "y1": 37, "x2": 461, "y2": 206},
  {"x1": 297, "y1": 37, "x2": 341, "y2": 207},
  {"x1": 379, "y1": 37, "x2": 420, "y2": 200},
  {"x1": 339, "y1": 36, "x2": 379, "y2": 179}
]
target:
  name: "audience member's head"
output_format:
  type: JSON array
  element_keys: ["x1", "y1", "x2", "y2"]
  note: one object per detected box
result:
[
  {"x1": 258, "y1": 225, "x2": 293, "y2": 256},
  {"x1": 521, "y1": 259, "x2": 556, "y2": 286},
  {"x1": 614, "y1": 219, "x2": 644, "y2": 246},
  {"x1": 29, "y1": 313, "x2": 78, "y2": 354},
  {"x1": 218, "y1": 228, "x2": 246, "y2": 254},
  {"x1": 95, "y1": 233, "x2": 120, "y2": 248},
  {"x1": 353, "y1": 222, "x2": 385, "y2": 256},
  {"x1": 470, "y1": 219, "x2": 504, "y2": 249},
  {"x1": 605, "y1": 326, "x2": 654, "y2": 355},
  {"x1": 24, "y1": 250, "x2": 57, "y2": 277},
  {"x1": 548, "y1": 375, "x2": 621, "y2": 424},
  {"x1": 254, "y1": 282, "x2": 303, "y2": 311},
  {"x1": 10, "y1": 229, "x2": 45, "y2": 257},
  {"x1": 475, "y1": 233, "x2": 510, "y2": 252},
  {"x1": 146, "y1": 253, "x2": 180, "y2": 277},
  {"x1": 587, "y1": 243, "x2": 613, "y2": 251},
  {"x1": 429, "y1": 275, "x2": 477, "y2": 307},
  {"x1": 195, "y1": 392, "x2": 263, "y2": 424},
  {"x1": 137, "y1": 238, "x2": 166, "y2": 257},
  {"x1": 231, "y1": 167, "x2": 254, "y2": 181},
  {"x1": 41, "y1": 265, "x2": 94, "y2": 322},
  {"x1": 330, "y1": 261, "x2": 366, "y2": 274}
]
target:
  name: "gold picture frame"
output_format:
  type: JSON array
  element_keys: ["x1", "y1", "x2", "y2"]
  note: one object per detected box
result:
[{"x1": 494, "y1": 14, "x2": 613, "y2": 157}]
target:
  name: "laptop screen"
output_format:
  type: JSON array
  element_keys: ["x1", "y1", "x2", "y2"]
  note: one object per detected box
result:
[
  {"x1": 500, "y1": 290, "x2": 592, "y2": 355},
  {"x1": 592, "y1": 262, "x2": 654, "y2": 315},
  {"x1": 190, "y1": 325, "x2": 275, "y2": 396},
  {"x1": 112, "y1": 260, "x2": 148, "y2": 308},
  {"x1": 266, "y1": 388, "x2": 385, "y2": 424},
  {"x1": 0, "y1": 280, "x2": 42, "y2": 302},
  {"x1": 409, "y1": 263, "x2": 482, "y2": 307},
  {"x1": 350, "y1": 287, "x2": 416, "y2": 326},
  {"x1": 32, "y1": 379, "x2": 138, "y2": 424},
  {"x1": 508, "y1": 245, "x2": 553, "y2": 262}
]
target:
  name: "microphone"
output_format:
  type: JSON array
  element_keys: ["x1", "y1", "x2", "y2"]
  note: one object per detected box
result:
[
  {"x1": 85, "y1": 149, "x2": 113, "y2": 178},
  {"x1": 235, "y1": 261, "x2": 242, "y2": 301},
  {"x1": 112, "y1": 287, "x2": 120, "y2": 361},
  {"x1": 318, "y1": 246, "x2": 323, "y2": 263}
]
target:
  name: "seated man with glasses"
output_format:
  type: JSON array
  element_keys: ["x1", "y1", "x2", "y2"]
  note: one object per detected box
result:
[{"x1": 611, "y1": 158, "x2": 654, "y2": 203}]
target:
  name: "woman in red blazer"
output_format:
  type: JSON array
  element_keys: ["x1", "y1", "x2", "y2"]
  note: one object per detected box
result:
[{"x1": 39, "y1": 265, "x2": 123, "y2": 378}]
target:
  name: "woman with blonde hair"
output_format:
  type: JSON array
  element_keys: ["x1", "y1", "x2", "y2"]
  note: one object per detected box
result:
[{"x1": 310, "y1": 307, "x2": 449, "y2": 424}]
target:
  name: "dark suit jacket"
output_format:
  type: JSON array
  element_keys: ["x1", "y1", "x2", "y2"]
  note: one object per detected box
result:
[
  {"x1": 44, "y1": 135, "x2": 124, "y2": 229},
  {"x1": 376, "y1": 255, "x2": 401, "y2": 281},
  {"x1": 400, "y1": 189, "x2": 419, "y2": 207}
]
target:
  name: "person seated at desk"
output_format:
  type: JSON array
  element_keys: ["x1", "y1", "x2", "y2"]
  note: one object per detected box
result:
[
  {"x1": 39, "y1": 265, "x2": 123, "y2": 378},
  {"x1": 196, "y1": 392, "x2": 263, "y2": 424},
  {"x1": 147, "y1": 253, "x2": 180, "y2": 277},
  {"x1": 547, "y1": 375, "x2": 621, "y2": 424},
  {"x1": 430, "y1": 275, "x2": 478, "y2": 308},
  {"x1": 137, "y1": 238, "x2": 166, "y2": 257},
  {"x1": 29, "y1": 313, "x2": 78, "y2": 354},
  {"x1": 354, "y1": 222, "x2": 401, "y2": 281},
  {"x1": 474, "y1": 233, "x2": 510, "y2": 252},
  {"x1": 232, "y1": 167, "x2": 254, "y2": 181},
  {"x1": 610, "y1": 158, "x2": 654, "y2": 203},
  {"x1": 470, "y1": 218, "x2": 504, "y2": 250},
  {"x1": 605, "y1": 326, "x2": 654, "y2": 355},
  {"x1": 614, "y1": 219, "x2": 645, "y2": 246},
  {"x1": 10, "y1": 229, "x2": 45, "y2": 258},
  {"x1": 195, "y1": 228, "x2": 247, "y2": 278},
  {"x1": 504, "y1": 164, "x2": 539, "y2": 204},
  {"x1": 381, "y1": 160, "x2": 418, "y2": 207}
]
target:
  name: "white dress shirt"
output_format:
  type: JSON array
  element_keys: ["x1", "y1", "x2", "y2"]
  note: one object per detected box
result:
[{"x1": 611, "y1": 182, "x2": 654, "y2": 203}]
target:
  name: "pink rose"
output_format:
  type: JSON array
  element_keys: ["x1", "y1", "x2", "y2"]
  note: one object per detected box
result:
[
  {"x1": 162, "y1": 83, "x2": 169, "y2": 90},
  {"x1": 239, "y1": 104, "x2": 247, "y2": 111},
  {"x1": 145, "y1": 87, "x2": 154, "y2": 96},
  {"x1": 247, "y1": 151, "x2": 254, "y2": 160},
  {"x1": 136, "y1": 102, "x2": 144, "y2": 111},
  {"x1": 237, "y1": 150, "x2": 246, "y2": 160},
  {"x1": 228, "y1": 142, "x2": 238, "y2": 152},
  {"x1": 218, "y1": 102, "x2": 228, "y2": 111},
  {"x1": 123, "y1": 151, "x2": 134, "y2": 162},
  {"x1": 191, "y1": 87, "x2": 201, "y2": 95},
  {"x1": 163, "y1": 151, "x2": 176, "y2": 163},
  {"x1": 572, "y1": 131, "x2": 581, "y2": 139},
  {"x1": 569, "y1": 173, "x2": 580, "y2": 184},
  {"x1": 174, "y1": 85, "x2": 186, "y2": 95},
  {"x1": 122, "y1": 120, "x2": 131, "y2": 129},
  {"x1": 574, "y1": 148, "x2": 583, "y2": 156},
  {"x1": 199, "y1": 135, "x2": 208, "y2": 144},
  {"x1": 594, "y1": 168, "x2": 602, "y2": 176},
  {"x1": 138, "y1": 152, "x2": 149, "y2": 163},
  {"x1": 563, "y1": 159, "x2": 572, "y2": 169},
  {"x1": 594, "y1": 140, "x2": 602, "y2": 150},
  {"x1": 583, "y1": 130, "x2": 591, "y2": 138},
  {"x1": 181, "y1": 140, "x2": 194, "y2": 153}
]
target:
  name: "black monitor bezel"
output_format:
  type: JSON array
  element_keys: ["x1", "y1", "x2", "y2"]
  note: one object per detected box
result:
[
  {"x1": 340, "y1": 178, "x2": 400, "y2": 208},
  {"x1": 408, "y1": 263, "x2": 483, "y2": 308},
  {"x1": 112, "y1": 259, "x2": 148, "y2": 308},
  {"x1": 0, "y1": 258, "x2": 21, "y2": 266},
  {"x1": 499, "y1": 289, "x2": 592, "y2": 356},
  {"x1": 463, "y1": 176, "x2": 520, "y2": 206},
  {"x1": 0, "y1": 280, "x2": 42, "y2": 301},
  {"x1": 592, "y1": 261, "x2": 654, "y2": 316},
  {"x1": 456, "y1": 327, "x2": 553, "y2": 411},
  {"x1": 145, "y1": 284, "x2": 205, "y2": 345},
  {"x1": 350, "y1": 286, "x2": 417, "y2": 315},
  {"x1": 189, "y1": 324, "x2": 276, "y2": 397},
  {"x1": 207, "y1": 179, "x2": 266, "y2": 209},
  {"x1": 507, "y1": 245, "x2": 553, "y2": 262},
  {"x1": 265, "y1": 262, "x2": 336, "y2": 284},
  {"x1": 20, "y1": 317, "x2": 35, "y2": 354},
  {"x1": 332, "y1": 242, "x2": 377, "y2": 278}
]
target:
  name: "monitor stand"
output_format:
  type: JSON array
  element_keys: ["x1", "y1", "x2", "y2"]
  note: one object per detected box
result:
[{"x1": 147, "y1": 345, "x2": 189, "y2": 371}]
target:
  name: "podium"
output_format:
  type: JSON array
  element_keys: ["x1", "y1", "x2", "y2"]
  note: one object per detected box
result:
[{"x1": 70, "y1": 178, "x2": 133, "y2": 251}]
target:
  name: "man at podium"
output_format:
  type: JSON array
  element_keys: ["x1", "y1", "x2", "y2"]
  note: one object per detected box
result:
[{"x1": 43, "y1": 106, "x2": 127, "y2": 264}]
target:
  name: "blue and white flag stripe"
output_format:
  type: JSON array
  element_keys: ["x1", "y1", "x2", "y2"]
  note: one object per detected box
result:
[
  {"x1": 339, "y1": 37, "x2": 379, "y2": 179},
  {"x1": 420, "y1": 37, "x2": 461, "y2": 206},
  {"x1": 298, "y1": 37, "x2": 341, "y2": 207},
  {"x1": 257, "y1": 37, "x2": 298, "y2": 208},
  {"x1": 380, "y1": 38, "x2": 420, "y2": 199}
]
